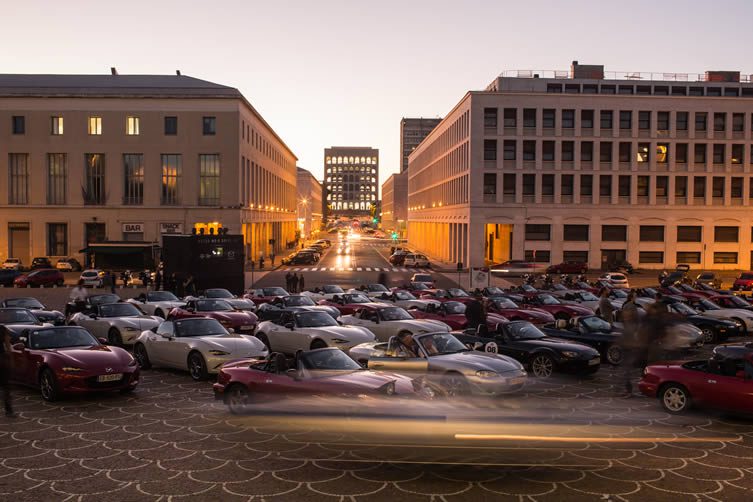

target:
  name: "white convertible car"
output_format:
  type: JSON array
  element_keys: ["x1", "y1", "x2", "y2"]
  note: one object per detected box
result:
[
  {"x1": 132, "y1": 317, "x2": 268, "y2": 380},
  {"x1": 339, "y1": 305, "x2": 450, "y2": 342},
  {"x1": 127, "y1": 291, "x2": 186, "y2": 318},
  {"x1": 348, "y1": 284, "x2": 391, "y2": 299},
  {"x1": 374, "y1": 290, "x2": 441, "y2": 310},
  {"x1": 69, "y1": 302, "x2": 162, "y2": 346},
  {"x1": 300, "y1": 285, "x2": 346, "y2": 302},
  {"x1": 255, "y1": 310, "x2": 375, "y2": 354}
]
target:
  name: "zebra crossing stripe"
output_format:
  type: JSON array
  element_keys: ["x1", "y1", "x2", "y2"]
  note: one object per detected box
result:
[
  {"x1": 366, "y1": 268, "x2": 371, "y2": 271},
  {"x1": 357, "y1": 267, "x2": 363, "y2": 271}
]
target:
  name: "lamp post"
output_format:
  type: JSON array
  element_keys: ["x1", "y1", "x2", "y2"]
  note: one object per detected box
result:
[{"x1": 298, "y1": 198, "x2": 309, "y2": 245}]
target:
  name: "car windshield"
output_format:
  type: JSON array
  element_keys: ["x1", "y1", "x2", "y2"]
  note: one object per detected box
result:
[
  {"x1": 262, "y1": 287, "x2": 288, "y2": 296},
  {"x1": 148, "y1": 291, "x2": 179, "y2": 302},
  {"x1": 520, "y1": 284, "x2": 537, "y2": 292},
  {"x1": 29, "y1": 327, "x2": 98, "y2": 349},
  {"x1": 322, "y1": 285, "x2": 344, "y2": 294},
  {"x1": 0, "y1": 309, "x2": 37, "y2": 324},
  {"x1": 295, "y1": 311, "x2": 337, "y2": 327},
  {"x1": 537, "y1": 294, "x2": 560, "y2": 305},
  {"x1": 671, "y1": 302, "x2": 698, "y2": 315},
  {"x1": 411, "y1": 283, "x2": 429, "y2": 290},
  {"x1": 413, "y1": 275, "x2": 432, "y2": 282},
  {"x1": 610, "y1": 274, "x2": 626, "y2": 281},
  {"x1": 90, "y1": 294, "x2": 120, "y2": 306},
  {"x1": 443, "y1": 302, "x2": 466, "y2": 315},
  {"x1": 196, "y1": 300, "x2": 234, "y2": 312},
  {"x1": 395, "y1": 291, "x2": 416, "y2": 300},
  {"x1": 232, "y1": 299, "x2": 256, "y2": 310},
  {"x1": 642, "y1": 288, "x2": 658, "y2": 297},
  {"x1": 378, "y1": 307, "x2": 413, "y2": 321},
  {"x1": 551, "y1": 284, "x2": 567, "y2": 291},
  {"x1": 284, "y1": 296, "x2": 316, "y2": 307},
  {"x1": 347, "y1": 294, "x2": 370, "y2": 303},
  {"x1": 368, "y1": 284, "x2": 389, "y2": 293},
  {"x1": 698, "y1": 299, "x2": 721, "y2": 311},
  {"x1": 175, "y1": 318, "x2": 228, "y2": 337},
  {"x1": 299, "y1": 349, "x2": 362, "y2": 371},
  {"x1": 698, "y1": 273, "x2": 714, "y2": 280},
  {"x1": 580, "y1": 316, "x2": 611, "y2": 332},
  {"x1": 485, "y1": 287, "x2": 504, "y2": 295},
  {"x1": 417, "y1": 333, "x2": 468, "y2": 355},
  {"x1": 447, "y1": 288, "x2": 470, "y2": 297},
  {"x1": 610, "y1": 290, "x2": 627, "y2": 299},
  {"x1": 492, "y1": 298, "x2": 518, "y2": 309},
  {"x1": 4, "y1": 298, "x2": 44, "y2": 309},
  {"x1": 578, "y1": 292, "x2": 599, "y2": 301},
  {"x1": 81, "y1": 271, "x2": 98, "y2": 277},
  {"x1": 506, "y1": 321, "x2": 547, "y2": 340},
  {"x1": 205, "y1": 289, "x2": 233, "y2": 299},
  {"x1": 721, "y1": 296, "x2": 750, "y2": 308},
  {"x1": 99, "y1": 303, "x2": 141, "y2": 317}
]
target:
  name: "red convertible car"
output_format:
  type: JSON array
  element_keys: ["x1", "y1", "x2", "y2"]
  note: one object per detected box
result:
[
  {"x1": 408, "y1": 301, "x2": 508, "y2": 330},
  {"x1": 639, "y1": 350, "x2": 753, "y2": 414},
  {"x1": 517, "y1": 293, "x2": 593, "y2": 320},
  {"x1": 167, "y1": 299, "x2": 258, "y2": 335},
  {"x1": 484, "y1": 297, "x2": 555, "y2": 325},
  {"x1": 420, "y1": 288, "x2": 476, "y2": 305},
  {"x1": 9, "y1": 326, "x2": 139, "y2": 401},
  {"x1": 244, "y1": 287, "x2": 290, "y2": 305},
  {"x1": 317, "y1": 293, "x2": 388, "y2": 315},
  {"x1": 214, "y1": 348, "x2": 419, "y2": 413}
]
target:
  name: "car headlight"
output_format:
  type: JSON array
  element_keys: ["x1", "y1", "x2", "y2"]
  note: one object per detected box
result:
[
  {"x1": 123, "y1": 326, "x2": 139, "y2": 331},
  {"x1": 378, "y1": 381, "x2": 396, "y2": 395},
  {"x1": 560, "y1": 351, "x2": 579, "y2": 358},
  {"x1": 475, "y1": 370, "x2": 498, "y2": 378},
  {"x1": 331, "y1": 338, "x2": 349, "y2": 344},
  {"x1": 62, "y1": 367, "x2": 84, "y2": 372},
  {"x1": 208, "y1": 350, "x2": 230, "y2": 356},
  {"x1": 128, "y1": 357, "x2": 138, "y2": 367}
]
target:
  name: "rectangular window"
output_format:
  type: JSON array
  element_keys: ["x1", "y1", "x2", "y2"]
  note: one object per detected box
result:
[
  {"x1": 522, "y1": 174, "x2": 535, "y2": 195},
  {"x1": 503, "y1": 140, "x2": 516, "y2": 160},
  {"x1": 503, "y1": 173, "x2": 516, "y2": 195},
  {"x1": 523, "y1": 108, "x2": 536, "y2": 128},
  {"x1": 562, "y1": 109, "x2": 575, "y2": 128},
  {"x1": 637, "y1": 176, "x2": 650, "y2": 196},
  {"x1": 47, "y1": 153, "x2": 67, "y2": 205},
  {"x1": 657, "y1": 111, "x2": 670, "y2": 130},
  {"x1": 712, "y1": 176, "x2": 725, "y2": 197},
  {"x1": 542, "y1": 174, "x2": 554, "y2": 196},
  {"x1": 483, "y1": 139, "x2": 497, "y2": 160},
  {"x1": 483, "y1": 107, "x2": 497, "y2": 128},
  {"x1": 732, "y1": 177, "x2": 743, "y2": 198},
  {"x1": 88, "y1": 116, "x2": 102, "y2": 135},
  {"x1": 123, "y1": 154, "x2": 145, "y2": 205},
  {"x1": 563, "y1": 224, "x2": 589, "y2": 241},
  {"x1": 618, "y1": 175, "x2": 631, "y2": 196},
  {"x1": 11, "y1": 115, "x2": 25, "y2": 134},
  {"x1": 656, "y1": 176, "x2": 668, "y2": 196},
  {"x1": 600, "y1": 110, "x2": 613, "y2": 129},
  {"x1": 503, "y1": 108, "x2": 517, "y2": 127},
  {"x1": 602, "y1": 225, "x2": 627, "y2": 241},
  {"x1": 714, "y1": 252, "x2": 738, "y2": 264},
  {"x1": 561, "y1": 174, "x2": 574, "y2": 195},
  {"x1": 483, "y1": 173, "x2": 497, "y2": 195},
  {"x1": 675, "y1": 176, "x2": 688, "y2": 197},
  {"x1": 640, "y1": 225, "x2": 664, "y2": 241},
  {"x1": 203, "y1": 116, "x2": 217, "y2": 135},
  {"x1": 542, "y1": 141, "x2": 555, "y2": 161},
  {"x1": 525, "y1": 224, "x2": 551, "y2": 241},
  {"x1": 542, "y1": 109, "x2": 555, "y2": 128},
  {"x1": 561, "y1": 141, "x2": 574, "y2": 161},
  {"x1": 563, "y1": 251, "x2": 588, "y2": 263},
  {"x1": 164, "y1": 116, "x2": 178, "y2": 135},
  {"x1": 695, "y1": 112, "x2": 707, "y2": 132},
  {"x1": 638, "y1": 111, "x2": 651, "y2": 129},
  {"x1": 580, "y1": 141, "x2": 593, "y2": 161},
  {"x1": 676, "y1": 143, "x2": 688, "y2": 163},
  {"x1": 580, "y1": 174, "x2": 593, "y2": 196},
  {"x1": 637, "y1": 143, "x2": 650, "y2": 163},
  {"x1": 732, "y1": 144, "x2": 744, "y2": 164},
  {"x1": 676, "y1": 112, "x2": 689, "y2": 130},
  {"x1": 639, "y1": 251, "x2": 664, "y2": 264},
  {"x1": 619, "y1": 110, "x2": 632, "y2": 130},
  {"x1": 676, "y1": 252, "x2": 701, "y2": 264},
  {"x1": 657, "y1": 143, "x2": 669, "y2": 163},
  {"x1": 733, "y1": 113, "x2": 745, "y2": 132},
  {"x1": 714, "y1": 112, "x2": 726, "y2": 131},
  {"x1": 523, "y1": 140, "x2": 536, "y2": 160},
  {"x1": 713, "y1": 144, "x2": 725, "y2": 164},
  {"x1": 693, "y1": 176, "x2": 706, "y2": 198},
  {"x1": 126, "y1": 116, "x2": 140, "y2": 135},
  {"x1": 694, "y1": 144, "x2": 706, "y2": 163},
  {"x1": 600, "y1": 142, "x2": 612, "y2": 162},
  {"x1": 599, "y1": 175, "x2": 612, "y2": 197},
  {"x1": 8, "y1": 153, "x2": 29, "y2": 205},
  {"x1": 199, "y1": 154, "x2": 221, "y2": 205},
  {"x1": 715, "y1": 226, "x2": 739, "y2": 242},
  {"x1": 581, "y1": 110, "x2": 594, "y2": 128},
  {"x1": 161, "y1": 154, "x2": 182, "y2": 205},
  {"x1": 525, "y1": 250, "x2": 551, "y2": 263},
  {"x1": 50, "y1": 116, "x2": 63, "y2": 135},
  {"x1": 618, "y1": 142, "x2": 631, "y2": 162},
  {"x1": 47, "y1": 223, "x2": 67, "y2": 257},
  {"x1": 84, "y1": 154, "x2": 105, "y2": 205},
  {"x1": 677, "y1": 226, "x2": 702, "y2": 242}
]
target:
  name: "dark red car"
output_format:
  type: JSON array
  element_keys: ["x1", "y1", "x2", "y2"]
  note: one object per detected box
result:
[
  {"x1": 517, "y1": 293, "x2": 593, "y2": 320},
  {"x1": 244, "y1": 287, "x2": 290, "y2": 305},
  {"x1": 13, "y1": 268, "x2": 65, "y2": 288},
  {"x1": 317, "y1": 293, "x2": 388, "y2": 315},
  {"x1": 8, "y1": 325, "x2": 139, "y2": 401},
  {"x1": 484, "y1": 297, "x2": 556, "y2": 325},
  {"x1": 546, "y1": 261, "x2": 588, "y2": 275},
  {"x1": 167, "y1": 298, "x2": 258, "y2": 335},
  {"x1": 659, "y1": 285, "x2": 707, "y2": 302},
  {"x1": 214, "y1": 348, "x2": 418, "y2": 413},
  {"x1": 420, "y1": 288, "x2": 476, "y2": 305},
  {"x1": 708, "y1": 294, "x2": 753, "y2": 311},
  {"x1": 408, "y1": 301, "x2": 509, "y2": 330},
  {"x1": 733, "y1": 272, "x2": 753, "y2": 291},
  {"x1": 639, "y1": 351, "x2": 753, "y2": 414}
]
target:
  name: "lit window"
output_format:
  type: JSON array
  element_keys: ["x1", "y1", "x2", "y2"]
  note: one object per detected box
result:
[
  {"x1": 88, "y1": 116, "x2": 102, "y2": 135},
  {"x1": 51, "y1": 116, "x2": 64, "y2": 135},
  {"x1": 126, "y1": 116, "x2": 140, "y2": 135}
]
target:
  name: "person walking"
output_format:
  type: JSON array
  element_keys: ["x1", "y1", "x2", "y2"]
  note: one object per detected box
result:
[
  {"x1": 270, "y1": 252, "x2": 276, "y2": 266},
  {"x1": 285, "y1": 272, "x2": 292, "y2": 292},
  {"x1": 290, "y1": 273, "x2": 299, "y2": 294},
  {"x1": 155, "y1": 269, "x2": 163, "y2": 291},
  {"x1": 259, "y1": 255, "x2": 265, "y2": 270},
  {"x1": 107, "y1": 271, "x2": 116, "y2": 293},
  {"x1": 298, "y1": 274, "x2": 305, "y2": 293},
  {"x1": 184, "y1": 274, "x2": 196, "y2": 296},
  {"x1": 68, "y1": 279, "x2": 88, "y2": 316},
  {"x1": 620, "y1": 291, "x2": 641, "y2": 396},
  {"x1": 598, "y1": 288, "x2": 614, "y2": 324},
  {"x1": 377, "y1": 271, "x2": 388, "y2": 287},
  {"x1": 465, "y1": 298, "x2": 486, "y2": 331},
  {"x1": 0, "y1": 326, "x2": 16, "y2": 417}
]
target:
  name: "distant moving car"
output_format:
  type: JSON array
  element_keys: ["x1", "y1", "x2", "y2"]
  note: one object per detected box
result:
[
  {"x1": 732, "y1": 272, "x2": 753, "y2": 291},
  {"x1": 30, "y1": 257, "x2": 53, "y2": 270},
  {"x1": 2, "y1": 258, "x2": 22, "y2": 270},
  {"x1": 403, "y1": 253, "x2": 430, "y2": 268},
  {"x1": 126, "y1": 291, "x2": 186, "y2": 318},
  {"x1": 546, "y1": 261, "x2": 588, "y2": 275},
  {"x1": 490, "y1": 260, "x2": 539, "y2": 277},
  {"x1": 56, "y1": 257, "x2": 83, "y2": 272},
  {"x1": 8, "y1": 326, "x2": 139, "y2": 401},
  {"x1": 340, "y1": 305, "x2": 450, "y2": 342},
  {"x1": 132, "y1": 318, "x2": 268, "y2": 380},
  {"x1": 0, "y1": 297, "x2": 65, "y2": 325},
  {"x1": 599, "y1": 272, "x2": 630, "y2": 289},
  {"x1": 214, "y1": 348, "x2": 419, "y2": 413},
  {"x1": 167, "y1": 299, "x2": 259, "y2": 335},
  {"x1": 69, "y1": 302, "x2": 162, "y2": 346},
  {"x1": 14, "y1": 269, "x2": 65, "y2": 288}
]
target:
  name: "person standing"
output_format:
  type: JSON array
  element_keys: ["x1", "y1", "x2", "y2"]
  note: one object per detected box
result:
[
  {"x1": 155, "y1": 269, "x2": 163, "y2": 291},
  {"x1": 290, "y1": 273, "x2": 299, "y2": 294},
  {"x1": 598, "y1": 288, "x2": 614, "y2": 323},
  {"x1": 68, "y1": 279, "x2": 88, "y2": 316},
  {"x1": 270, "y1": 252, "x2": 276, "y2": 266},
  {"x1": 298, "y1": 274, "x2": 305, "y2": 293},
  {"x1": 184, "y1": 274, "x2": 196, "y2": 296},
  {"x1": 108, "y1": 271, "x2": 116, "y2": 293},
  {"x1": 620, "y1": 291, "x2": 641, "y2": 396},
  {"x1": 465, "y1": 298, "x2": 486, "y2": 331},
  {"x1": 285, "y1": 272, "x2": 292, "y2": 292},
  {"x1": 377, "y1": 271, "x2": 388, "y2": 287},
  {"x1": 259, "y1": 255, "x2": 265, "y2": 270},
  {"x1": 0, "y1": 326, "x2": 16, "y2": 417}
]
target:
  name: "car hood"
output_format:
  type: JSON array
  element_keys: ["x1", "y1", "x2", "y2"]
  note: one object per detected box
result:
[
  {"x1": 197, "y1": 334, "x2": 267, "y2": 354},
  {"x1": 204, "y1": 311, "x2": 258, "y2": 323},
  {"x1": 397, "y1": 319, "x2": 450, "y2": 332},
  {"x1": 31, "y1": 309, "x2": 64, "y2": 320},
  {"x1": 45, "y1": 345, "x2": 132, "y2": 367},
  {"x1": 111, "y1": 316, "x2": 162, "y2": 329},
  {"x1": 688, "y1": 314, "x2": 737, "y2": 327},
  {"x1": 514, "y1": 336, "x2": 600, "y2": 355},
  {"x1": 431, "y1": 350, "x2": 524, "y2": 372},
  {"x1": 312, "y1": 370, "x2": 410, "y2": 389},
  {"x1": 304, "y1": 325, "x2": 375, "y2": 342}
]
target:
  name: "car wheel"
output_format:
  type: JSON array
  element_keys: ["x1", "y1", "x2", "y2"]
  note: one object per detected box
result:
[
  {"x1": 441, "y1": 372, "x2": 470, "y2": 397},
  {"x1": 188, "y1": 352, "x2": 208, "y2": 381},
  {"x1": 605, "y1": 345, "x2": 624, "y2": 365},
  {"x1": 39, "y1": 368, "x2": 59, "y2": 402},
  {"x1": 700, "y1": 326, "x2": 715, "y2": 344},
  {"x1": 134, "y1": 343, "x2": 151, "y2": 369},
  {"x1": 225, "y1": 383, "x2": 251, "y2": 414},
  {"x1": 108, "y1": 328, "x2": 123, "y2": 347},
  {"x1": 660, "y1": 383, "x2": 691, "y2": 414},
  {"x1": 256, "y1": 332, "x2": 271, "y2": 351},
  {"x1": 310, "y1": 339, "x2": 327, "y2": 350},
  {"x1": 530, "y1": 354, "x2": 555, "y2": 378}
]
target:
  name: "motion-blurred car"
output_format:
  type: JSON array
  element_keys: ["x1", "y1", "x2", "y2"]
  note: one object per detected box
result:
[
  {"x1": 546, "y1": 261, "x2": 588, "y2": 275},
  {"x1": 0, "y1": 298, "x2": 64, "y2": 325},
  {"x1": 490, "y1": 260, "x2": 540, "y2": 277},
  {"x1": 69, "y1": 302, "x2": 162, "y2": 346},
  {"x1": 409, "y1": 273, "x2": 434, "y2": 288},
  {"x1": 13, "y1": 269, "x2": 65, "y2": 288},
  {"x1": 167, "y1": 299, "x2": 259, "y2": 336},
  {"x1": 339, "y1": 305, "x2": 450, "y2": 342}
]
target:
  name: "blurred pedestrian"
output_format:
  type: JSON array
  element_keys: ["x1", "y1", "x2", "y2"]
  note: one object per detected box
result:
[
  {"x1": 68, "y1": 279, "x2": 88, "y2": 316},
  {"x1": 175, "y1": 273, "x2": 185, "y2": 297},
  {"x1": 259, "y1": 255, "x2": 265, "y2": 270},
  {"x1": 107, "y1": 270, "x2": 116, "y2": 293},
  {"x1": 620, "y1": 291, "x2": 641, "y2": 396},
  {"x1": 0, "y1": 326, "x2": 16, "y2": 417},
  {"x1": 298, "y1": 274, "x2": 305, "y2": 292},
  {"x1": 285, "y1": 272, "x2": 292, "y2": 292},
  {"x1": 167, "y1": 273, "x2": 177, "y2": 293},
  {"x1": 377, "y1": 271, "x2": 388, "y2": 287},
  {"x1": 598, "y1": 288, "x2": 614, "y2": 323},
  {"x1": 641, "y1": 301, "x2": 672, "y2": 364},
  {"x1": 465, "y1": 298, "x2": 486, "y2": 331},
  {"x1": 155, "y1": 269, "x2": 163, "y2": 291},
  {"x1": 184, "y1": 274, "x2": 196, "y2": 296},
  {"x1": 270, "y1": 252, "x2": 276, "y2": 266},
  {"x1": 291, "y1": 273, "x2": 299, "y2": 294}
]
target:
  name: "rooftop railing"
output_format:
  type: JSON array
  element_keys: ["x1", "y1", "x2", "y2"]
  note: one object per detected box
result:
[{"x1": 497, "y1": 70, "x2": 753, "y2": 83}]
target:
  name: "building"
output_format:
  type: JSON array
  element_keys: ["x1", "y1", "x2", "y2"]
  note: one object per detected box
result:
[
  {"x1": 381, "y1": 172, "x2": 408, "y2": 237},
  {"x1": 408, "y1": 61, "x2": 753, "y2": 270},
  {"x1": 400, "y1": 117, "x2": 442, "y2": 173},
  {"x1": 324, "y1": 146, "x2": 379, "y2": 218},
  {"x1": 0, "y1": 73, "x2": 297, "y2": 268},
  {"x1": 296, "y1": 167, "x2": 323, "y2": 239}
]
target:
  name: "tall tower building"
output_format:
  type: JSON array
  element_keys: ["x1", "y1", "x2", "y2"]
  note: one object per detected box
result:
[
  {"x1": 324, "y1": 146, "x2": 379, "y2": 218},
  {"x1": 400, "y1": 118, "x2": 442, "y2": 173}
]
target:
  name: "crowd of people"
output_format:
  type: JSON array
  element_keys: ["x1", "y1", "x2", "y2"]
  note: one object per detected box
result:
[{"x1": 284, "y1": 272, "x2": 305, "y2": 293}]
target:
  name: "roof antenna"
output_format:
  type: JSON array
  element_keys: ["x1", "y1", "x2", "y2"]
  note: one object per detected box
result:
[
  {"x1": 176, "y1": 70, "x2": 181, "y2": 76},
  {"x1": 110, "y1": 67, "x2": 118, "y2": 75}
]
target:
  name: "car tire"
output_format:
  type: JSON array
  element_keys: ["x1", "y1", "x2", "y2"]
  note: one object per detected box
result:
[
  {"x1": 310, "y1": 339, "x2": 327, "y2": 350},
  {"x1": 660, "y1": 383, "x2": 691, "y2": 414},
  {"x1": 134, "y1": 343, "x2": 151, "y2": 369},
  {"x1": 700, "y1": 326, "x2": 716, "y2": 344},
  {"x1": 441, "y1": 372, "x2": 470, "y2": 397},
  {"x1": 530, "y1": 354, "x2": 555, "y2": 378},
  {"x1": 225, "y1": 383, "x2": 251, "y2": 414},
  {"x1": 39, "y1": 368, "x2": 59, "y2": 402},
  {"x1": 108, "y1": 328, "x2": 123, "y2": 347},
  {"x1": 256, "y1": 333, "x2": 271, "y2": 351},
  {"x1": 188, "y1": 351, "x2": 208, "y2": 381},
  {"x1": 605, "y1": 344, "x2": 624, "y2": 365}
]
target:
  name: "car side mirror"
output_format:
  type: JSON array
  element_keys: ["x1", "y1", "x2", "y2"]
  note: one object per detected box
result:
[
  {"x1": 286, "y1": 368, "x2": 300, "y2": 380},
  {"x1": 12, "y1": 342, "x2": 25, "y2": 351},
  {"x1": 98, "y1": 337, "x2": 108, "y2": 345},
  {"x1": 284, "y1": 323, "x2": 294, "y2": 330}
]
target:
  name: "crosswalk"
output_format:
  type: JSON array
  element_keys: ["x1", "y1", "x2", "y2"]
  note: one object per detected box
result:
[{"x1": 281, "y1": 267, "x2": 432, "y2": 273}]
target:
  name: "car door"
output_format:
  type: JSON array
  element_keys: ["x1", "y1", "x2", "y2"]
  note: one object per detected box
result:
[
  {"x1": 9, "y1": 337, "x2": 35, "y2": 385},
  {"x1": 266, "y1": 313, "x2": 297, "y2": 354},
  {"x1": 702, "y1": 360, "x2": 752, "y2": 412},
  {"x1": 147, "y1": 321, "x2": 175, "y2": 365},
  {"x1": 495, "y1": 333, "x2": 530, "y2": 363}
]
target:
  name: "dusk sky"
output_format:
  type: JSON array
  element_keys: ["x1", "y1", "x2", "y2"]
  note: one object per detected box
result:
[{"x1": 3, "y1": 0, "x2": 752, "y2": 189}]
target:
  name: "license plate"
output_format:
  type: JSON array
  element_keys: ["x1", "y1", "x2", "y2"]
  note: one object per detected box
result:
[
  {"x1": 97, "y1": 373, "x2": 122, "y2": 382},
  {"x1": 241, "y1": 325, "x2": 254, "y2": 330},
  {"x1": 588, "y1": 358, "x2": 600, "y2": 366}
]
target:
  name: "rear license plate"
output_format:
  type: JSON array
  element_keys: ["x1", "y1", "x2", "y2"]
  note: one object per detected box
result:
[
  {"x1": 588, "y1": 358, "x2": 600, "y2": 366},
  {"x1": 97, "y1": 373, "x2": 122, "y2": 382}
]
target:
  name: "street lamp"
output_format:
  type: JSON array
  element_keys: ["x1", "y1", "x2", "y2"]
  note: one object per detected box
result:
[{"x1": 298, "y1": 198, "x2": 309, "y2": 241}]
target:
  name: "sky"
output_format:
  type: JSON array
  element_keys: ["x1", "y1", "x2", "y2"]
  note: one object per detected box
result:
[{"x1": 3, "y1": 0, "x2": 753, "y2": 192}]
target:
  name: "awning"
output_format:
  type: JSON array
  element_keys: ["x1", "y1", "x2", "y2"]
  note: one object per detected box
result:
[{"x1": 79, "y1": 242, "x2": 160, "y2": 254}]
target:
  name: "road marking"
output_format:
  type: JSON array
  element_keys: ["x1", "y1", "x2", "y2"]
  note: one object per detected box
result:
[
  {"x1": 357, "y1": 267, "x2": 363, "y2": 271},
  {"x1": 365, "y1": 268, "x2": 371, "y2": 271},
  {"x1": 392, "y1": 268, "x2": 398, "y2": 272}
]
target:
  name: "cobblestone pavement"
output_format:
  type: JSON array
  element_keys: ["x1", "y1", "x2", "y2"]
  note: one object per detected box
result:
[{"x1": 2, "y1": 345, "x2": 752, "y2": 502}]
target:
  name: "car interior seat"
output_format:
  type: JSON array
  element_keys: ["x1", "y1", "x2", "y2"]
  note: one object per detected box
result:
[{"x1": 274, "y1": 353, "x2": 288, "y2": 374}]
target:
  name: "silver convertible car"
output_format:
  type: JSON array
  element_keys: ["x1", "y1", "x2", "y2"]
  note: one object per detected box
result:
[
  {"x1": 255, "y1": 311, "x2": 375, "y2": 354},
  {"x1": 349, "y1": 332, "x2": 527, "y2": 396},
  {"x1": 69, "y1": 302, "x2": 162, "y2": 346}
]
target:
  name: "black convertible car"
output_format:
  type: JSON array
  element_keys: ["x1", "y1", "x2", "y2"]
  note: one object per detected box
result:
[
  {"x1": 540, "y1": 315, "x2": 625, "y2": 365},
  {"x1": 0, "y1": 297, "x2": 65, "y2": 325},
  {"x1": 256, "y1": 295, "x2": 341, "y2": 322},
  {"x1": 453, "y1": 320, "x2": 601, "y2": 378},
  {"x1": 663, "y1": 300, "x2": 741, "y2": 343}
]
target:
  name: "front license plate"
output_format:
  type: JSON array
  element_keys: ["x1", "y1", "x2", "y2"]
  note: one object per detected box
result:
[
  {"x1": 241, "y1": 325, "x2": 254, "y2": 330},
  {"x1": 588, "y1": 358, "x2": 600, "y2": 366},
  {"x1": 97, "y1": 373, "x2": 122, "y2": 382}
]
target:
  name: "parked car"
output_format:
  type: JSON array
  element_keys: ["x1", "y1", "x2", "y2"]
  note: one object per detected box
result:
[
  {"x1": 541, "y1": 316, "x2": 625, "y2": 365},
  {"x1": 167, "y1": 299, "x2": 259, "y2": 336},
  {"x1": 403, "y1": 253, "x2": 430, "y2": 268},
  {"x1": 0, "y1": 297, "x2": 65, "y2": 326},
  {"x1": 517, "y1": 293, "x2": 594, "y2": 320},
  {"x1": 546, "y1": 261, "x2": 588, "y2": 275},
  {"x1": 69, "y1": 302, "x2": 162, "y2": 346},
  {"x1": 389, "y1": 252, "x2": 408, "y2": 266},
  {"x1": 410, "y1": 273, "x2": 434, "y2": 288},
  {"x1": 695, "y1": 271, "x2": 722, "y2": 289},
  {"x1": 30, "y1": 257, "x2": 52, "y2": 270},
  {"x1": 408, "y1": 301, "x2": 508, "y2": 330},
  {"x1": 339, "y1": 305, "x2": 451, "y2": 342},
  {"x1": 0, "y1": 269, "x2": 22, "y2": 287},
  {"x1": 55, "y1": 257, "x2": 83, "y2": 272},
  {"x1": 317, "y1": 293, "x2": 388, "y2": 316},
  {"x1": 79, "y1": 269, "x2": 104, "y2": 288},
  {"x1": 255, "y1": 295, "x2": 340, "y2": 322},
  {"x1": 201, "y1": 288, "x2": 257, "y2": 312},
  {"x1": 126, "y1": 291, "x2": 186, "y2": 318},
  {"x1": 0, "y1": 308, "x2": 48, "y2": 339},
  {"x1": 244, "y1": 287, "x2": 291, "y2": 305},
  {"x1": 490, "y1": 260, "x2": 540, "y2": 277},
  {"x1": 732, "y1": 272, "x2": 753, "y2": 291},
  {"x1": 13, "y1": 269, "x2": 65, "y2": 288},
  {"x1": 300, "y1": 285, "x2": 346, "y2": 302},
  {"x1": 2, "y1": 258, "x2": 22, "y2": 271},
  {"x1": 599, "y1": 272, "x2": 630, "y2": 289},
  {"x1": 484, "y1": 297, "x2": 556, "y2": 325}
]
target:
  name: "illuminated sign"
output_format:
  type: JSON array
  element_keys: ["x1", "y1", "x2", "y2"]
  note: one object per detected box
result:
[{"x1": 160, "y1": 223, "x2": 184, "y2": 234}]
